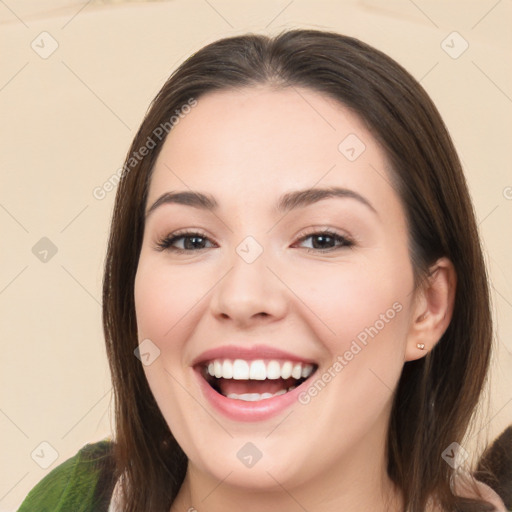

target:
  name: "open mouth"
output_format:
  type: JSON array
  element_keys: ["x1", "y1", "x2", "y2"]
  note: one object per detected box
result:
[{"x1": 198, "y1": 359, "x2": 318, "y2": 402}]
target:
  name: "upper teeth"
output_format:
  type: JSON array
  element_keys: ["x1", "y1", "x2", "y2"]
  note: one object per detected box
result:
[{"x1": 206, "y1": 359, "x2": 314, "y2": 380}]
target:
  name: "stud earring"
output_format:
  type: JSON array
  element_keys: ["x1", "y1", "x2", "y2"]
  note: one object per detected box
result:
[{"x1": 416, "y1": 343, "x2": 425, "y2": 350}]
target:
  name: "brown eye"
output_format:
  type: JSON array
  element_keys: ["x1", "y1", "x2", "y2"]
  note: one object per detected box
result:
[
  {"x1": 155, "y1": 231, "x2": 215, "y2": 252},
  {"x1": 295, "y1": 230, "x2": 354, "y2": 252}
]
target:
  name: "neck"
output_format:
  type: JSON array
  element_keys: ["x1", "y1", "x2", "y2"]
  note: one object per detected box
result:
[{"x1": 172, "y1": 469, "x2": 402, "y2": 512}]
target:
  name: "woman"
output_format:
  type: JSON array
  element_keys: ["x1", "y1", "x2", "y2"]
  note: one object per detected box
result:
[{"x1": 17, "y1": 29, "x2": 508, "y2": 512}]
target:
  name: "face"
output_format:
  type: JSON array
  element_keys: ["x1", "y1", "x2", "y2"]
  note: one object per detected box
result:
[{"x1": 134, "y1": 86, "x2": 417, "y2": 493}]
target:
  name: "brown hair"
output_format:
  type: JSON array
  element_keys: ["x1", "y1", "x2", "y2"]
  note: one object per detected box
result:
[{"x1": 102, "y1": 29, "x2": 495, "y2": 511}]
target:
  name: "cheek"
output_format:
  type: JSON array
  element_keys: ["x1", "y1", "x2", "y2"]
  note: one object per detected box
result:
[
  {"x1": 291, "y1": 261, "x2": 411, "y2": 440},
  {"x1": 292, "y1": 256, "x2": 411, "y2": 358},
  {"x1": 134, "y1": 255, "x2": 209, "y2": 343},
  {"x1": 134, "y1": 256, "x2": 204, "y2": 445}
]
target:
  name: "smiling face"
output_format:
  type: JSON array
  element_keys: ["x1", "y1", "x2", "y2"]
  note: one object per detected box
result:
[{"x1": 134, "y1": 85, "x2": 418, "y2": 500}]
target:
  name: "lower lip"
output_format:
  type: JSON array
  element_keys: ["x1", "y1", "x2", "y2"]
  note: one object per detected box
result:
[{"x1": 194, "y1": 368, "x2": 313, "y2": 422}]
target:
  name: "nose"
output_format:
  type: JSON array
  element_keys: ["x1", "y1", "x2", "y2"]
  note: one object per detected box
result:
[{"x1": 209, "y1": 245, "x2": 289, "y2": 329}]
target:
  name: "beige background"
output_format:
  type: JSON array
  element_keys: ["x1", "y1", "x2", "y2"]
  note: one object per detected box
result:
[{"x1": 1, "y1": 1, "x2": 511, "y2": 510}]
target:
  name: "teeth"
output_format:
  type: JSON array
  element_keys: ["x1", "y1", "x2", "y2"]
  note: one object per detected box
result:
[
  {"x1": 214, "y1": 360, "x2": 222, "y2": 378},
  {"x1": 301, "y1": 364, "x2": 314, "y2": 378},
  {"x1": 249, "y1": 360, "x2": 266, "y2": 380},
  {"x1": 222, "y1": 360, "x2": 233, "y2": 379},
  {"x1": 232, "y1": 359, "x2": 250, "y2": 380},
  {"x1": 226, "y1": 393, "x2": 266, "y2": 401},
  {"x1": 227, "y1": 389, "x2": 288, "y2": 401},
  {"x1": 266, "y1": 360, "x2": 281, "y2": 379},
  {"x1": 206, "y1": 359, "x2": 315, "y2": 380},
  {"x1": 291, "y1": 363, "x2": 302, "y2": 379},
  {"x1": 281, "y1": 361, "x2": 293, "y2": 379}
]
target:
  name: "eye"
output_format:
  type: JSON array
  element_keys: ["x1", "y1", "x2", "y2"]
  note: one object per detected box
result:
[
  {"x1": 154, "y1": 228, "x2": 354, "y2": 254},
  {"x1": 294, "y1": 229, "x2": 354, "y2": 253},
  {"x1": 155, "y1": 230, "x2": 216, "y2": 252}
]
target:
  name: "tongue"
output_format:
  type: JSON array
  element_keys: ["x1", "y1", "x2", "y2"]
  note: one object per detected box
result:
[{"x1": 218, "y1": 377, "x2": 298, "y2": 396}]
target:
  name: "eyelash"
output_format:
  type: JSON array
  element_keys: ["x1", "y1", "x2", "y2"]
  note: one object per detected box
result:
[{"x1": 155, "y1": 228, "x2": 354, "y2": 254}]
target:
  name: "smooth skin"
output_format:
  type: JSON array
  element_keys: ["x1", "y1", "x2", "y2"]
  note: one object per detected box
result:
[{"x1": 134, "y1": 86, "x2": 456, "y2": 512}]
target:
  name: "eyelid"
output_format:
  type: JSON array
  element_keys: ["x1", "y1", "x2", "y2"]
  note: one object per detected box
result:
[
  {"x1": 153, "y1": 228, "x2": 216, "y2": 252},
  {"x1": 292, "y1": 226, "x2": 355, "y2": 252},
  {"x1": 154, "y1": 225, "x2": 355, "y2": 254},
  {"x1": 294, "y1": 225, "x2": 353, "y2": 242}
]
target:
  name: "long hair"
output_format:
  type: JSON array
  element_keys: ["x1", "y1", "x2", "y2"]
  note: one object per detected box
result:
[{"x1": 102, "y1": 29, "x2": 494, "y2": 511}]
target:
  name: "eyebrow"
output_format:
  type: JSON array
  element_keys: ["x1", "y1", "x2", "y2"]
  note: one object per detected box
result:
[{"x1": 145, "y1": 186, "x2": 378, "y2": 218}]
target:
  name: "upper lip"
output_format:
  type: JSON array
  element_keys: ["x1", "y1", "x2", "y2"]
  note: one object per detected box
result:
[{"x1": 191, "y1": 344, "x2": 317, "y2": 367}]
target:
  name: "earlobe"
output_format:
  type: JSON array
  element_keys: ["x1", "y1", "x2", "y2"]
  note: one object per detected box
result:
[{"x1": 404, "y1": 257, "x2": 457, "y2": 362}]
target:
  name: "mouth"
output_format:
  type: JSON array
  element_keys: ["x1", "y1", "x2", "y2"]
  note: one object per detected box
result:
[{"x1": 197, "y1": 359, "x2": 318, "y2": 402}]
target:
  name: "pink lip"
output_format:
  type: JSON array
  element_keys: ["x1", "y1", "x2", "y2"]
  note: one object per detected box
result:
[
  {"x1": 191, "y1": 344, "x2": 317, "y2": 422},
  {"x1": 193, "y1": 366, "x2": 314, "y2": 422},
  {"x1": 191, "y1": 344, "x2": 316, "y2": 366}
]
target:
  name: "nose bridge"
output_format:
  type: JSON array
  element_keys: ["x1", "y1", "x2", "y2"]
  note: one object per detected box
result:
[{"x1": 210, "y1": 233, "x2": 287, "y2": 323}]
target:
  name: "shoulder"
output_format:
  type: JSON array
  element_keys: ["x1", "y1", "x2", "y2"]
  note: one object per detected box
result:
[
  {"x1": 17, "y1": 438, "x2": 115, "y2": 512},
  {"x1": 452, "y1": 472, "x2": 509, "y2": 512}
]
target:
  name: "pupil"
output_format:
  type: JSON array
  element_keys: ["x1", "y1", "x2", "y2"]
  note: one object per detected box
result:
[
  {"x1": 185, "y1": 236, "x2": 204, "y2": 249},
  {"x1": 313, "y1": 234, "x2": 333, "y2": 249}
]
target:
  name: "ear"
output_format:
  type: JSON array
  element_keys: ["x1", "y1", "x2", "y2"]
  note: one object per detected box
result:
[{"x1": 405, "y1": 257, "x2": 457, "y2": 362}]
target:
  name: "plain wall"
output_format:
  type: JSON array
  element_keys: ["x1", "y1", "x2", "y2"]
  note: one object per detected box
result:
[{"x1": 1, "y1": 1, "x2": 511, "y2": 510}]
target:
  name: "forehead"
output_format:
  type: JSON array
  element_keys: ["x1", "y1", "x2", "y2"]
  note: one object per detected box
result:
[{"x1": 147, "y1": 86, "x2": 398, "y2": 217}]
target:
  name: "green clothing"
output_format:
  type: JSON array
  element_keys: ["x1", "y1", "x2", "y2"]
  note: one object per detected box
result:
[{"x1": 17, "y1": 439, "x2": 115, "y2": 512}]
